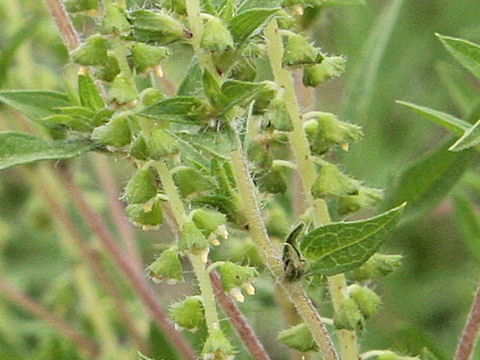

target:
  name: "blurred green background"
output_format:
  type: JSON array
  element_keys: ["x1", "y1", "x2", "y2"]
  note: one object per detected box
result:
[{"x1": 2, "y1": 0, "x2": 480, "y2": 359}]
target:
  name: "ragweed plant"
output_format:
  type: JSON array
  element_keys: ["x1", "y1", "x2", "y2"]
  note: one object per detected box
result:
[{"x1": 0, "y1": 0, "x2": 426, "y2": 359}]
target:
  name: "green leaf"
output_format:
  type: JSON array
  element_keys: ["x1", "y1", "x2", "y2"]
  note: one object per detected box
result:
[
  {"x1": 299, "y1": 204, "x2": 405, "y2": 276},
  {"x1": 177, "y1": 61, "x2": 204, "y2": 96},
  {"x1": 384, "y1": 139, "x2": 474, "y2": 222},
  {"x1": 138, "y1": 352, "x2": 155, "y2": 360},
  {"x1": 0, "y1": 132, "x2": 94, "y2": 170},
  {"x1": 78, "y1": 74, "x2": 105, "y2": 111},
  {"x1": 228, "y1": 8, "x2": 278, "y2": 44},
  {"x1": 453, "y1": 194, "x2": 480, "y2": 261},
  {"x1": 140, "y1": 96, "x2": 211, "y2": 123},
  {"x1": 436, "y1": 34, "x2": 480, "y2": 81},
  {"x1": 396, "y1": 101, "x2": 469, "y2": 135},
  {"x1": 450, "y1": 118, "x2": 480, "y2": 151},
  {"x1": 0, "y1": 90, "x2": 71, "y2": 122},
  {"x1": 203, "y1": 70, "x2": 227, "y2": 109},
  {"x1": 221, "y1": 80, "x2": 266, "y2": 110},
  {"x1": 237, "y1": 0, "x2": 282, "y2": 13},
  {"x1": 148, "y1": 323, "x2": 180, "y2": 360}
]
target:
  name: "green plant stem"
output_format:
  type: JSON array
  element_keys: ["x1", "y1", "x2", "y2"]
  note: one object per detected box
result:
[
  {"x1": 0, "y1": 277, "x2": 100, "y2": 359},
  {"x1": 229, "y1": 149, "x2": 338, "y2": 360},
  {"x1": 455, "y1": 279, "x2": 480, "y2": 360},
  {"x1": 264, "y1": 19, "x2": 357, "y2": 360},
  {"x1": 155, "y1": 161, "x2": 222, "y2": 334},
  {"x1": 59, "y1": 166, "x2": 197, "y2": 360}
]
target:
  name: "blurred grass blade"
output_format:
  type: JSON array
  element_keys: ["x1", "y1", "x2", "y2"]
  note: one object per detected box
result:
[
  {"x1": 453, "y1": 194, "x2": 480, "y2": 262},
  {"x1": 436, "y1": 61, "x2": 479, "y2": 117},
  {"x1": 449, "y1": 118, "x2": 480, "y2": 151},
  {"x1": 384, "y1": 138, "x2": 475, "y2": 223},
  {"x1": 436, "y1": 34, "x2": 480, "y2": 81},
  {"x1": 299, "y1": 204, "x2": 405, "y2": 276},
  {"x1": 342, "y1": 0, "x2": 405, "y2": 119},
  {"x1": 396, "y1": 100, "x2": 469, "y2": 135},
  {"x1": 0, "y1": 90, "x2": 71, "y2": 121},
  {"x1": 0, "y1": 131, "x2": 95, "y2": 170}
]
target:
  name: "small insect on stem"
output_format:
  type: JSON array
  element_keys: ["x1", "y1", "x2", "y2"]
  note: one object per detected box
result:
[{"x1": 282, "y1": 222, "x2": 307, "y2": 282}]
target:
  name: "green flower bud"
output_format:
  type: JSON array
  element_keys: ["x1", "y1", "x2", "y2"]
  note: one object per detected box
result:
[
  {"x1": 148, "y1": 246, "x2": 183, "y2": 284},
  {"x1": 201, "y1": 16, "x2": 234, "y2": 52},
  {"x1": 252, "y1": 81, "x2": 278, "y2": 115},
  {"x1": 140, "y1": 88, "x2": 165, "y2": 106},
  {"x1": 278, "y1": 323, "x2": 318, "y2": 353},
  {"x1": 311, "y1": 164, "x2": 360, "y2": 199},
  {"x1": 350, "y1": 254, "x2": 402, "y2": 281},
  {"x1": 71, "y1": 34, "x2": 108, "y2": 66},
  {"x1": 128, "y1": 9, "x2": 185, "y2": 45},
  {"x1": 264, "y1": 97, "x2": 293, "y2": 132},
  {"x1": 129, "y1": 135, "x2": 149, "y2": 160},
  {"x1": 303, "y1": 56, "x2": 346, "y2": 87},
  {"x1": 109, "y1": 74, "x2": 138, "y2": 104},
  {"x1": 282, "y1": 33, "x2": 322, "y2": 68},
  {"x1": 147, "y1": 129, "x2": 179, "y2": 160},
  {"x1": 132, "y1": 43, "x2": 169, "y2": 74},
  {"x1": 122, "y1": 167, "x2": 157, "y2": 204},
  {"x1": 173, "y1": 167, "x2": 217, "y2": 198},
  {"x1": 102, "y1": 3, "x2": 131, "y2": 34},
  {"x1": 337, "y1": 186, "x2": 384, "y2": 215},
  {"x1": 126, "y1": 197, "x2": 163, "y2": 229},
  {"x1": 230, "y1": 59, "x2": 257, "y2": 82},
  {"x1": 303, "y1": 112, "x2": 362, "y2": 155},
  {"x1": 178, "y1": 221, "x2": 209, "y2": 254},
  {"x1": 169, "y1": 296, "x2": 204, "y2": 331},
  {"x1": 247, "y1": 141, "x2": 273, "y2": 170},
  {"x1": 202, "y1": 329, "x2": 235, "y2": 360},
  {"x1": 64, "y1": 0, "x2": 98, "y2": 13},
  {"x1": 377, "y1": 351, "x2": 419, "y2": 360},
  {"x1": 349, "y1": 284, "x2": 381, "y2": 318},
  {"x1": 191, "y1": 208, "x2": 227, "y2": 238},
  {"x1": 333, "y1": 297, "x2": 364, "y2": 330},
  {"x1": 261, "y1": 165, "x2": 287, "y2": 194},
  {"x1": 91, "y1": 112, "x2": 131, "y2": 148},
  {"x1": 219, "y1": 262, "x2": 258, "y2": 302},
  {"x1": 276, "y1": 10, "x2": 296, "y2": 30},
  {"x1": 95, "y1": 55, "x2": 120, "y2": 82}
]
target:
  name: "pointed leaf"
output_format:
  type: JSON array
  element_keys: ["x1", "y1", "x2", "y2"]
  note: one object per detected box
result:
[
  {"x1": 237, "y1": 0, "x2": 282, "y2": 13},
  {"x1": 396, "y1": 101, "x2": 469, "y2": 135},
  {"x1": 384, "y1": 139, "x2": 474, "y2": 222},
  {"x1": 228, "y1": 8, "x2": 278, "y2": 43},
  {"x1": 453, "y1": 194, "x2": 480, "y2": 262},
  {"x1": 450, "y1": 118, "x2": 480, "y2": 151},
  {"x1": 221, "y1": 80, "x2": 266, "y2": 110},
  {"x1": 140, "y1": 96, "x2": 211, "y2": 123},
  {"x1": 177, "y1": 61, "x2": 204, "y2": 96},
  {"x1": 78, "y1": 74, "x2": 105, "y2": 111},
  {"x1": 437, "y1": 34, "x2": 480, "y2": 81},
  {"x1": 0, "y1": 90, "x2": 71, "y2": 121},
  {"x1": 299, "y1": 204, "x2": 405, "y2": 276},
  {"x1": 0, "y1": 132, "x2": 95, "y2": 170}
]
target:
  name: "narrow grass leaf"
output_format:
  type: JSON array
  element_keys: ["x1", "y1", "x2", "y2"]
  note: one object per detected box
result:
[
  {"x1": 384, "y1": 139, "x2": 475, "y2": 222},
  {"x1": 396, "y1": 101, "x2": 469, "y2": 135},
  {"x1": 0, "y1": 90, "x2": 71, "y2": 122},
  {"x1": 299, "y1": 204, "x2": 405, "y2": 276},
  {"x1": 453, "y1": 194, "x2": 480, "y2": 261},
  {"x1": 436, "y1": 34, "x2": 480, "y2": 81},
  {"x1": 0, "y1": 132, "x2": 94, "y2": 170},
  {"x1": 449, "y1": 118, "x2": 480, "y2": 151}
]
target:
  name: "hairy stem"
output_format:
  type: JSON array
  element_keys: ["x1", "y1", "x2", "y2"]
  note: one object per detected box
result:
[
  {"x1": 59, "y1": 166, "x2": 196, "y2": 360},
  {"x1": 455, "y1": 279, "x2": 480, "y2": 360},
  {"x1": 44, "y1": 0, "x2": 80, "y2": 51},
  {"x1": 230, "y1": 149, "x2": 338, "y2": 360},
  {"x1": 264, "y1": 20, "x2": 358, "y2": 360},
  {"x1": 0, "y1": 278, "x2": 100, "y2": 358}
]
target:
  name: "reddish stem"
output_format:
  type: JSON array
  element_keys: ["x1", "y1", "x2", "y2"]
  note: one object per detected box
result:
[
  {"x1": 43, "y1": 0, "x2": 80, "y2": 51},
  {"x1": 455, "y1": 280, "x2": 480, "y2": 360},
  {"x1": 0, "y1": 278, "x2": 100, "y2": 358}
]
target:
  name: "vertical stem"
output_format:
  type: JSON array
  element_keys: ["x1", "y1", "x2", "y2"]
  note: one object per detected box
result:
[
  {"x1": 0, "y1": 278, "x2": 100, "y2": 359},
  {"x1": 264, "y1": 20, "x2": 358, "y2": 360},
  {"x1": 44, "y1": 0, "x2": 80, "y2": 51},
  {"x1": 455, "y1": 279, "x2": 480, "y2": 360},
  {"x1": 230, "y1": 150, "x2": 338, "y2": 360}
]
